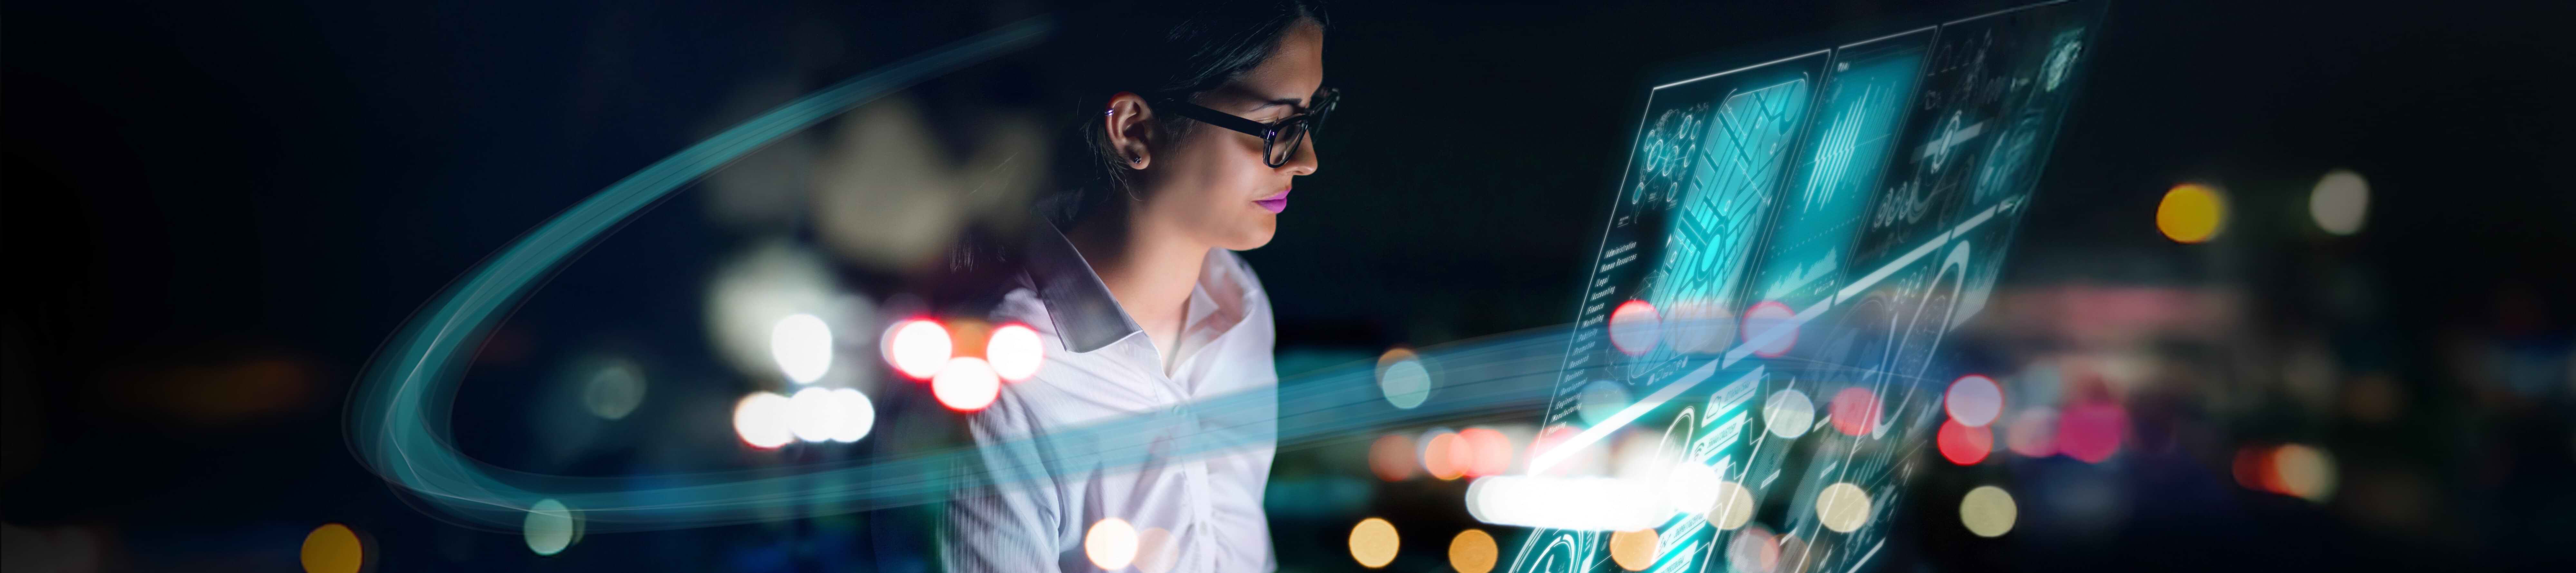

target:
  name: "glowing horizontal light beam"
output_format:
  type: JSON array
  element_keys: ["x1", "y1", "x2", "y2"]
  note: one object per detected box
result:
[
  {"x1": 1466, "y1": 476, "x2": 1672, "y2": 531},
  {"x1": 1528, "y1": 363, "x2": 1758, "y2": 474}
]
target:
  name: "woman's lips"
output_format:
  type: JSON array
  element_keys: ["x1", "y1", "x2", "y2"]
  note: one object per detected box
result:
[{"x1": 1254, "y1": 188, "x2": 1290, "y2": 214}]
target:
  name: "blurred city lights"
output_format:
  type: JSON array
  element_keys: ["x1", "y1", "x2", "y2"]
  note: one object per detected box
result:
[
  {"x1": 1448, "y1": 528, "x2": 1499, "y2": 573},
  {"x1": 931, "y1": 357, "x2": 1001, "y2": 412},
  {"x1": 2155, "y1": 183, "x2": 2226, "y2": 244},
  {"x1": 524, "y1": 498, "x2": 578, "y2": 556},
  {"x1": 1607, "y1": 528, "x2": 1659, "y2": 571},
  {"x1": 1958, "y1": 485, "x2": 2018, "y2": 537},
  {"x1": 1464, "y1": 476, "x2": 1669, "y2": 530},
  {"x1": 984, "y1": 323, "x2": 1043, "y2": 381},
  {"x1": 1937, "y1": 419, "x2": 1993, "y2": 465},
  {"x1": 1742, "y1": 301, "x2": 1800, "y2": 357},
  {"x1": 1763, "y1": 389, "x2": 1815, "y2": 439},
  {"x1": 1084, "y1": 517, "x2": 1139, "y2": 570},
  {"x1": 770, "y1": 314, "x2": 834, "y2": 384},
  {"x1": 1421, "y1": 428, "x2": 1471, "y2": 481},
  {"x1": 580, "y1": 360, "x2": 646, "y2": 420},
  {"x1": 1378, "y1": 349, "x2": 1433, "y2": 410},
  {"x1": 2308, "y1": 168, "x2": 2369, "y2": 235},
  {"x1": 1828, "y1": 387, "x2": 1880, "y2": 437},
  {"x1": 1459, "y1": 427, "x2": 1514, "y2": 477},
  {"x1": 2055, "y1": 402, "x2": 2127, "y2": 463},
  {"x1": 829, "y1": 388, "x2": 875, "y2": 443},
  {"x1": 1726, "y1": 526, "x2": 1780, "y2": 573},
  {"x1": 1815, "y1": 482, "x2": 1873, "y2": 533},
  {"x1": 1134, "y1": 526, "x2": 1178, "y2": 573},
  {"x1": 300, "y1": 523, "x2": 362, "y2": 573},
  {"x1": 788, "y1": 387, "x2": 841, "y2": 443},
  {"x1": 2004, "y1": 407, "x2": 2059, "y2": 457},
  {"x1": 1944, "y1": 374, "x2": 2002, "y2": 427},
  {"x1": 2249, "y1": 443, "x2": 2339, "y2": 502},
  {"x1": 1349, "y1": 517, "x2": 1400, "y2": 568},
  {"x1": 731, "y1": 392, "x2": 794, "y2": 449},
  {"x1": 884, "y1": 319, "x2": 951, "y2": 380},
  {"x1": 1710, "y1": 480, "x2": 1757, "y2": 530},
  {"x1": 1577, "y1": 380, "x2": 1633, "y2": 425},
  {"x1": 1608, "y1": 299, "x2": 1662, "y2": 356},
  {"x1": 1369, "y1": 433, "x2": 1418, "y2": 481}
]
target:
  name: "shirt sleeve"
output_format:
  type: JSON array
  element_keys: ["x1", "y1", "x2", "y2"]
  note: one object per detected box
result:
[{"x1": 941, "y1": 387, "x2": 1066, "y2": 572}]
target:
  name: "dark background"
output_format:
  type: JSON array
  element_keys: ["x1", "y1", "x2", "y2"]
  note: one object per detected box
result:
[{"x1": 6, "y1": 0, "x2": 2571, "y2": 571}]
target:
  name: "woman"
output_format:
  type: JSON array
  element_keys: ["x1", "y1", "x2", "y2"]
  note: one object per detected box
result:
[{"x1": 941, "y1": 2, "x2": 1332, "y2": 572}]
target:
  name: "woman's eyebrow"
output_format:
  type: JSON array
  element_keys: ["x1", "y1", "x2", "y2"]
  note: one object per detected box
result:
[{"x1": 1245, "y1": 97, "x2": 1308, "y2": 112}]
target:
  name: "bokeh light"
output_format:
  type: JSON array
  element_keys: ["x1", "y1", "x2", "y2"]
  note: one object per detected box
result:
[
  {"x1": 788, "y1": 387, "x2": 841, "y2": 443},
  {"x1": 524, "y1": 498, "x2": 578, "y2": 556},
  {"x1": 1577, "y1": 380, "x2": 1633, "y2": 425},
  {"x1": 1448, "y1": 529, "x2": 1499, "y2": 573},
  {"x1": 2272, "y1": 443, "x2": 2339, "y2": 502},
  {"x1": 1710, "y1": 480, "x2": 1757, "y2": 530},
  {"x1": 985, "y1": 323, "x2": 1044, "y2": 381},
  {"x1": 1666, "y1": 301, "x2": 1736, "y2": 354},
  {"x1": 1764, "y1": 389, "x2": 1815, "y2": 439},
  {"x1": 2308, "y1": 168, "x2": 2369, "y2": 235},
  {"x1": 1458, "y1": 427, "x2": 1514, "y2": 477},
  {"x1": 1421, "y1": 429, "x2": 1472, "y2": 481},
  {"x1": 1608, "y1": 528, "x2": 1659, "y2": 571},
  {"x1": 1742, "y1": 301, "x2": 1799, "y2": 357},
  {"x1": 706, "y1": 242, "x2": 844, "y2": 382},
  {"x1": 731, "y1": 392, "x2": 794, "y2": 449},
  {"x1": 1369, "y1": 433, "x2": 1418, "y2": 481},
  {"x1": 580, "y1": 360, "x2": 646, "y2": 420},
  {"x1": 770, "y1": 313, "x2": 833, "y2": 384},
  {"x1": 1378, "y1": 349, "x2": 1433, "y2": 410},
  {"x1": 884, "y1": 319, "x2": 951, "y2": 380},
  {"x1": 2004, "y1": 407, "x2": 2058, "y2": 457},
  {"x1": 2055, "y1": 402, "x2": 2127, "y2": 463},
  {"x1": 1349, "y1": 517, "x2": 1400, "y2": 568},
  {"x1": 2155, "y1": 183, "x2": 2226, "y2": 243},
  {"x1": 1134, "y1": 527, "x2": 1178, "y2": 573},
  {"x1": 1828, "y1": 387, "x2": 1879, "y2": 437},
  {"x1": 1084, "y1": 517, "x2": 1139, "y2": 570},
  {"x1": 1726, "y1": 525, "x2": 1779, "y2": 573},
  {"x1": 1608, "y1": 299, "x2": 1662, "y2": 356},
  {"x1": 1815, "y1": 482, "x2": 1873, "y2": 533},
  {"x1": 828, "y1": 388, "x2": 875, "y2": 443},
  {"x1": 1958, "y1": 485, "x2": 2017, "y2": 537},
  {"x1": 1937, "y1": 419, "x2": 1993, "y2": 465},
  {"x1": 1524, "y1": 425, "x2": 1594, "y2": 476},
  {"x1": 931, "y1": 357, "x2": 1000, "y2": 412},
  {"x1": 300, "y1": 523, "x2": 363, "y2": 573},
  {"x1": 1944, "y1": 374, "x2": 2002, "y2": 427}
]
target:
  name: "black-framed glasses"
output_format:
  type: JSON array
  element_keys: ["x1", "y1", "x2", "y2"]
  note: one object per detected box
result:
[{"x1": 1154, "y1": 87, "x2": 1338, "y2": 168}]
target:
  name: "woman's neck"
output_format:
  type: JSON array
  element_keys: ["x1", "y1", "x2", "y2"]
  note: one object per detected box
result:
[{"x1": 1064, "y1": 214, "x2": 1206, "y2": 360}]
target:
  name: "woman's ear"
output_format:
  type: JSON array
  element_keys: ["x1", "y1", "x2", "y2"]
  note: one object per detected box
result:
[{"x1": 1104, "y1": 91, "x2": 1154, "y2": 170}]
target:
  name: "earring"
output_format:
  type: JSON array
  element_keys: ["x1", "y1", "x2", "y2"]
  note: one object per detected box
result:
[{"x1": 1129, "y1": 155, "x2": 1143, "y2": 166}]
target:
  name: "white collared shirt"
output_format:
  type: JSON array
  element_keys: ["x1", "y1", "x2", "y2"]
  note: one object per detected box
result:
[{"x1": 941, "y1": 223, "x2": 1279, "y2": 573}]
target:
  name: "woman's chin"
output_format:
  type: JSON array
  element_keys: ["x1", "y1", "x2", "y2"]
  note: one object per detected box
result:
[{"x1": 1217, "y1": 220, "x2": 1279, "y2": 252}]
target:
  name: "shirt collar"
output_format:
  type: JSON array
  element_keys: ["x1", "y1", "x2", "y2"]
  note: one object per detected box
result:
[{"x1": 1023, "y1": 221, "x2": 1258, "y2": 355}]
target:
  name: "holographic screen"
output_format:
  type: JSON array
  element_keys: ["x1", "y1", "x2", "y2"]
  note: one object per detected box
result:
[{"x1": 346, "y1": 2, "x2": 2100, "y2": 571}]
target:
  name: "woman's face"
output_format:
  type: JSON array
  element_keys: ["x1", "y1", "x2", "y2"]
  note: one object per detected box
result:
[{"x1": 1129, "y1": 21, "x2": 1324, "y2": 252}]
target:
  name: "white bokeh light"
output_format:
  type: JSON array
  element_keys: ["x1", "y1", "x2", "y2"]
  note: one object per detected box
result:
[
  {"x1": 731, "y1": 392, "x2": 793, "y2": 449},
  {"x1": 2308, "y1": 169, "x2": 2369, "y2": 236},
  {"x1": 789, "y1": 387, "x2": 841, "y2": 443},
  {"x1": 884, "y1": 320, "x2": 952, "y2": 379},
  {"x1": 830, "y1": 388, "x2": 875, "y2": 443},
  {"x1": 771, "y1": 314, "x2": 834, "y2": 384},
  {"x1": 933, "y1": 357, "x2": 1001, "y2": 411},
  {"x1": 985, "y1": 323, "x2": 1044, "y2": 381}
]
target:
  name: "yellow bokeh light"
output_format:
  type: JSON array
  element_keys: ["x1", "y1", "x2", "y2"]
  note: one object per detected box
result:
[
  {"x1": 1448, "y1": 529, "x2": 1499, "y2": 573},
  {"x1": 1608, "y1": 528, "x2": 1659, "y2": 571},
  {"x1": 300, "y1": 523, "x2": 363, "y2": 573},
  {"x1": 1710, "y1": 480, "x2": 1757, "y2": 530},
  {"x1": 1084, "y1": 517, "x2": 1139, "y2": 570},
  {"x1": 1959, "y1": 485, "x2": 2018, "y2": 537},
  {"x1": 2156, "y1": 183, "x2": 2226, "y2": 244},
  {"x1": 1349, "y1": 517, "x2": 1401, "y2": 568},
  {"x1": 1814, "y1": 482, "x2": 1873, "y2": 533},
  {"x1": 2272, "y1": 444, "x2": 2338, "y2": 502}
]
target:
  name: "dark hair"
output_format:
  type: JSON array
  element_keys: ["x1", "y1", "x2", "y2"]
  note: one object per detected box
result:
[{"x1": 1040, "y1": 0, "x2": 1329, "y2": 227}]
